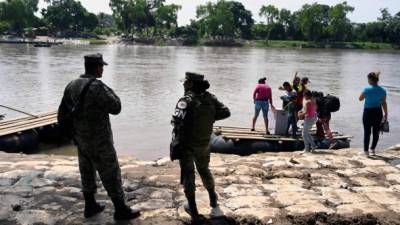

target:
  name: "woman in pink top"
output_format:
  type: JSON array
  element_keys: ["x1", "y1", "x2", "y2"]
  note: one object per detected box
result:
[
  {"x1": 251, "y1": 77, "x2": 275, "y2": 134},
  {"x1": 298, "y1": 90, "x2": 318, "y2": 153}
]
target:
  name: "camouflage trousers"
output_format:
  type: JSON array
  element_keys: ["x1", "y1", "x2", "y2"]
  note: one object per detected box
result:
[
  {"x1": 76, "y1": 140, "x2": 125, "y2": 200},
  {"x1": 179, "y1": 144, "x2": 215, "y2": 198}
]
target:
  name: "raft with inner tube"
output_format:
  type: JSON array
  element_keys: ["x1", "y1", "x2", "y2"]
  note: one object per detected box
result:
[
  {"x1": 0, "y1": 112, "x2": 59, "y2": 153},
  {"x1": 210, "y1": 126, "x2": 351, "y2": 156}
]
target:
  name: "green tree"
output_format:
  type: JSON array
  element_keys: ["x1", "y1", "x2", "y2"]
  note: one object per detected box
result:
[
  {"x1": 42, "y1": 0, "x2": 98, "y2": 35},
  {"x1": 154, "y1": 4, "x2": 181, "y2": 34},
  {"x1": 259, "y1": 5, "x2": 279, "y2": 24},
  {"x1": 258, "y1": 5, "x2": 280, "y2": 41},
  {"x1": 224, "y1": 1, "x2": 254, "y2": 39},
  {"x1": 297, "y1": 3, "x2": 330, "y2": 41},
  {"x1": 196, "y1": 1, "x2": 235, "y2": 39},
  {"x1": 0, "y1": 0, "x2": 39, "y2": 34},
  {"x1": 98, "y1": 13, "x2": 115, "y2": 28},
  {"x1": 387, "y1": 12, "x2": 400, "y2": 44},
  {"x1": 328, "y1": 2, "x2": 354, "y2": 41}
]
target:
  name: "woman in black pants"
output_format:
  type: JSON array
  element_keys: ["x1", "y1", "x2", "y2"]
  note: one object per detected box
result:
[{"x1": 359, "y1": 72, "x2": 388, "y2": 156}]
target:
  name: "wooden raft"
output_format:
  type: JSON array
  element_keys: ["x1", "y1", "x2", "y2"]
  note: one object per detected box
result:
[
  {"x1": 0, "y1": 111, "x2": 58, "y2": 137},
  {"x1": 213, "y1": 126, "x2": 352, "y2": 142}
]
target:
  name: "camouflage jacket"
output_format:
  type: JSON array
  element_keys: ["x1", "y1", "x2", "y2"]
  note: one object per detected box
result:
[
  {"x1": 59, "y1": 74, "x2": 121, "y2": 147},
  {"x1": 170, "y1": 91, "x2": 230, "y2": 160}
]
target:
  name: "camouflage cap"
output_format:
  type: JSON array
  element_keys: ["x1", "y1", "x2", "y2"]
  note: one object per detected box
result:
[
  {"x1": 183, "y1": 72, "x2": 204, "y2": 82},
  {"x1": 84, "y1": 53, "x2": 108, "y2": 66}
]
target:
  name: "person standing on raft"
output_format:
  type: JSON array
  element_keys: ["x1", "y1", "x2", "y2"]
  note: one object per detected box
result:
[
  {"x1": 251, "y1": 77, "x2": 276, "y2": 135},
  {"x1": 298, "y1": 90, "x2": 318, "y2": 153},
  {"x1": 359, "y1": 71, "x2": 388, "y2": 156}
]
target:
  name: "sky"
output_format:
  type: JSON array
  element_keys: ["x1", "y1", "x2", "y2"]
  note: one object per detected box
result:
[{"x1": 38, "y1": 0, "x2": 400, "y2": 25}]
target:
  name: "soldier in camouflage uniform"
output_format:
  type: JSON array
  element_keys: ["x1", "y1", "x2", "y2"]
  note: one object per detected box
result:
[
  {"x1": 170, "y1": 72, "x2": 230, "y2": 222},
  {"x1": 58, "y1": 54, "x2": 140, "y2": 220}
]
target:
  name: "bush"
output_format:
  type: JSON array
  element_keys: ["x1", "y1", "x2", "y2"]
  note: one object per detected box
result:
[
  {"x1": 0, "y1": 22, "x2": 10, "y2": 34},
  {"x1": 93, "y1": 27, "x2": 118, "y2": 36}
]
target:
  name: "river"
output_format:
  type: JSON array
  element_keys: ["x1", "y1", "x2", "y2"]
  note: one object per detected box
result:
[{"x1": 0, "y1": 44, "x2": 399, "y2": 160}]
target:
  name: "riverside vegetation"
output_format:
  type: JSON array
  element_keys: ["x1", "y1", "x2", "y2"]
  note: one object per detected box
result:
[{"x1": 0, "y1": 0, "x2": 399, "y2": 49}]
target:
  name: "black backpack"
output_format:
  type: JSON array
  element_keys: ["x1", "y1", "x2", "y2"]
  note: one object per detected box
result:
[
  {"x1": 325, "y1": 95, "x2": 340, "y2": 112},
  {"x1": 57, "y1": 79, "x2": 96, "y2": 141}
]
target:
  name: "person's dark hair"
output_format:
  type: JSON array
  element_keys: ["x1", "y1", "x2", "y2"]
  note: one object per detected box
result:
[
  {"x1": 283, "y1": 81, "x2": 290, "y2": 87},
  {"x1": 301, "y1": 77, "x2": 309, "y2": 84},
  {"x1": 367, "y1": 72, "x2": 379, "y2": 83},
  {"x1": 192, "y1": 80, "x2": 210, "y2": 94},
  {"x1": 304, "y1": 90, "x2": 313, "y2": 98},
  {"x1": 258, "y1": 77, "x2": 267, "y2": 84},
  {"x1": 85, "y1": 62, "x2": 101, "y2": 75}
]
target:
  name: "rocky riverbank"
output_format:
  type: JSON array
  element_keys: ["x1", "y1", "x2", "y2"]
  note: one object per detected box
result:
[{"x1": 1, "y1": 146, "x2": 400, "y2": 225}]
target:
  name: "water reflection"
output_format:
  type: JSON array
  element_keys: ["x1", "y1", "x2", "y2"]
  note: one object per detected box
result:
[{"x1": 0, "y1": 44, "x2": 399, "y2": 160}]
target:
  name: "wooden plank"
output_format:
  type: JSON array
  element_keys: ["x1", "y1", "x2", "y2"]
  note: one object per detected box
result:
[
  {"x1": 0, "y1": 114, "x2": 57, "y2": 130},
  {"x1": 0, "y1": 118, "x2": 57, "y2": 134},
  {"x1": 221, "y1": 134, "x2": 352, "y2": 142},
  {"x1": 0, "y1": 111, "x2": 57, "y2": 126},
  {"x1": 222, "y1": 135, "x2": 296, "y2": 141},
  {"x1": 217, "y1": 131, "x2": 344, "y2": 139},
  {"x1": 0, "y1": 119, "x2": 57, "y2": 137}
]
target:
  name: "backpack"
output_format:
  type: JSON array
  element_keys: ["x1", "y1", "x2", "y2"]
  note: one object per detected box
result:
[
  {"x1": 325, "y1": 95, "x2": 340, "y2": 112},
  {"x1": 57, "y1": 79, "x2": 96, "y2": 141}
]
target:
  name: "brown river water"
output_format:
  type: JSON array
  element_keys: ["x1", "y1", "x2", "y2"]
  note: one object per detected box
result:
[{"x1": 0, "y1": 44, "x2": 399, "y2": 160}]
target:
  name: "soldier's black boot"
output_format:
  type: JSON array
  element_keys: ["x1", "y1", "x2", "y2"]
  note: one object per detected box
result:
[
  {"x1": 184, "y1": 195, "x2": 199, "y2": 217},
  {"x1": 184, "y1": 195, "x2": 205, "y2": 224},
  {"x1": 83, "y1": 192, "x2": 105, "y2": 218},
  {"x1": 208, "y1": 188, "x2": 218, "y2": 208},
  {"x1": 112, "y1": 197, "x2": 141, "y2": 221}
]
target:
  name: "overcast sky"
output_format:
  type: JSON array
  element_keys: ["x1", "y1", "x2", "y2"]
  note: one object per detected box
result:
[{"x1": 38, "y1": 0, "x2": 400, "y2": 25}]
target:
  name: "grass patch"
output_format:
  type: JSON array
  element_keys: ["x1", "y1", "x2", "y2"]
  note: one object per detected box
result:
[
  {"x1": 246, "y1": 40, "x2": 396, "y2": 50},
  {"x1": 78, "y1": 38, "x2": 108, "y2": 45}
]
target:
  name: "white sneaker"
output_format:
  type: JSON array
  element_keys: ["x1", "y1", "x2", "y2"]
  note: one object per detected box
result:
[
  {"x1": 364, "y1": 151, "x2": 370, "y2": 157},
  {"x1": 210, "y1": 205, "x2": 224, "y2": 218},
  {"x1": 300, "y1": 150, "x2": 309, "y2": 155},
  {"x1": 370, "y1": 149, "x2": 376, "y2": 156}
]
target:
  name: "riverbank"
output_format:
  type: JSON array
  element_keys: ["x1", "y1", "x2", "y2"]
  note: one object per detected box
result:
[
  {"x1": 1, "y1": 146, "x2": 400, "y2": 225},
  {"x1": 1, "y1": 35, "x2": 398, "y2": 50},
  {"x1": 122, "y1": 37, "x2": 399, "y2": 50},
  {"x1": 246, "y1": 40, "x2": 397, "y2": 50}
]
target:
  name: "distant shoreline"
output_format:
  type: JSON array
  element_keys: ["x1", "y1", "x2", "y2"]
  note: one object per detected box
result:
[{"x1": 1, "y1": 35, "x2": 398, "y2": 50}]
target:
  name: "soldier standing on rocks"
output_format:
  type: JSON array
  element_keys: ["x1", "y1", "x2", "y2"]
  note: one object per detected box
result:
[
  {"x1": 170, "y1": 72, "x2": 231, "y2": 223},
  {"x1": 58, "y1": 53, "x2": 140, "y2": 220}
]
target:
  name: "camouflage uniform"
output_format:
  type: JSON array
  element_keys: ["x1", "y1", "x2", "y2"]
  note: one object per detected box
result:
[
  {"x1": 170, "y1": 90, "x2": 230, "y2": 199},
  {"x1": 59, "y1": 74, "x2": 124, "y2": 199}
]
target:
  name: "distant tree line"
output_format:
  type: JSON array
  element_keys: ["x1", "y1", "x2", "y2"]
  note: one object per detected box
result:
[{"x1": 0, "y1": 0, "x2": 399, "y2": 45}]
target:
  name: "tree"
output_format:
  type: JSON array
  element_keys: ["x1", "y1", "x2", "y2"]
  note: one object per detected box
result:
[
  {"x1": 98, "y1": 13, "x2": 115, "y2": 28},
  {"x1": 154, "y1": 3, "x2": 181, "y2": 35},
  {"x1": 224, "y1": 1, "x2": 254, "y2": 39},
  {"x1": 328, "y1": 2, "x2": 354, "y2": 41},
  {"x1": 259, "y1": 5, "x2": 279, "y2": 24},
  {"x1": 110, "y1": 0, "x2": 179, "y2": 37},
  {"x1": 0, "y1": 0, "x2": 39, "y2": 34},
  {"x1": 42, "y1": 0, "x2": 98, "y2": 35},
  {"x1": 196, "y1": 1, "x2": 235, "y2": 39},
  {"x1": 387, "y1": 12, "x2": 400, "y2": 44},
  {"x1": 297, "y1": 3, "x2": 330, "y2": 41}
]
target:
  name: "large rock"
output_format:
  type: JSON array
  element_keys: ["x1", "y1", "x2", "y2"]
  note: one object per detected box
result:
[
  {"x1": 224, "y1": 196, "x2": 272, "y2": 210},
  {"x1": 15, "y1": 210, "x2": 58, "y2": 225}
]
